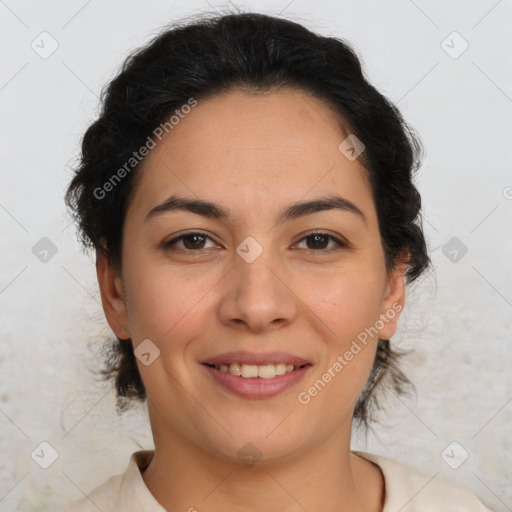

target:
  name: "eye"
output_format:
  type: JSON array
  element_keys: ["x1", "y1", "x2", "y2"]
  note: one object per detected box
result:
[
  {"x1": 294, "y1": 232, "x2": 347, "y2": 251},
  {"x1": 162, "y1": 231, "x2": 348, "y2": 254},
  {"x1": 162, "y1": 232, "x2": 218, "y2": 253}
]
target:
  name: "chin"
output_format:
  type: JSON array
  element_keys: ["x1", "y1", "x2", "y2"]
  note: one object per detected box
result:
[{"x1": 200, "y1": 423, "x2": 306, "y2": 467}]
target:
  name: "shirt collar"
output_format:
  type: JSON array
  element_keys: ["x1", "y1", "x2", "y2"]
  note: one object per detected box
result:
[{"x1": 122, "y1": 450, "x2": 167, "y2": 510}]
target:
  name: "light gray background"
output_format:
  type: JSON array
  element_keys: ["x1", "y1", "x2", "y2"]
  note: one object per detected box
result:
[{"x1": 0, "y1": 1, "x2": 511, "y2": 511}]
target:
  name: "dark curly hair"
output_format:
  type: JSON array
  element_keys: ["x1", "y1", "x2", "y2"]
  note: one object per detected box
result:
[{"x1": 64, "y1": 10, "x2": 431, "y2": 433}]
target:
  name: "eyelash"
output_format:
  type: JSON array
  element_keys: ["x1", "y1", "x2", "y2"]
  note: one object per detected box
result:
[{"x1": 162, "y1": 231, "x2": 348, "y2": 254}]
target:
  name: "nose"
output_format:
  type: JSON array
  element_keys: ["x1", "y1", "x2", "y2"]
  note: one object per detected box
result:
[{"x1": 217, "y1": 242, "x2": 298, "y2": 333}]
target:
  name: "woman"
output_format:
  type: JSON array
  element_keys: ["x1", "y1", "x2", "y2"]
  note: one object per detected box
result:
[{"x1": 62, "y1": 11, "x2": 493, "y2": 511}]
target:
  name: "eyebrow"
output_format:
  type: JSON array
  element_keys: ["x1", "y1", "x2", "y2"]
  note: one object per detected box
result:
[{"x1": 144, "y1": 193, "x2": 367, "y2": 226}]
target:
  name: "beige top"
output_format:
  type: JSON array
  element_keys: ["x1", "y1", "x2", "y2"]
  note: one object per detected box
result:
[{"x1": 60, "y1": 450, "x2": 493, "y2": 511}]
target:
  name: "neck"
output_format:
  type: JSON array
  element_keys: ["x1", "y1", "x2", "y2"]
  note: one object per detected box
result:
[{"x1": 141, "y1": 415, "x2": 384, "y2": 512}]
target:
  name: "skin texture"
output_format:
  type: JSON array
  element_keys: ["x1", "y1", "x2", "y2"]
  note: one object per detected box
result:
[{"x1": 96, "y1": 88, "x2": 408, "y2": 511}]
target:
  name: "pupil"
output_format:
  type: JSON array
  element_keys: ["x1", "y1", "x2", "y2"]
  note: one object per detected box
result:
[
  {"x1": 309, "y1": 234, "x2": 327, "y2": 249},
  {"x1": 185, "y1": 234, "x2": 204, "y2": 249}
]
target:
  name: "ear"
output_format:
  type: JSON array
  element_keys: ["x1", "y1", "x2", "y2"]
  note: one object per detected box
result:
[
  {"x1": 377, "y1": 252, "x2": 408, "y2": 340},
  {"x1": 96, "y1": 244, "x2": 131, "y2": 340}
]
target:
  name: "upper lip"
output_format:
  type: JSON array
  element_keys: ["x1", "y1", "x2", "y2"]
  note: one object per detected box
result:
[{"x1": 201, "y1": 351, "x2": 311, "y2": 367}]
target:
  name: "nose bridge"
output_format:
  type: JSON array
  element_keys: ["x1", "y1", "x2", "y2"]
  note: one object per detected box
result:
[
  {"x1": 220, "y1": 233, "x2": 296, "y2": 330},
  {"x1": 235, "y1": 232, "x2": 282, "y2": 296}
]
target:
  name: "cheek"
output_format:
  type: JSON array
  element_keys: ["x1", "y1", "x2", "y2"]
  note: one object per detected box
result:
[
  {"x1": 304, "y1": 268, "x2": 385, "y2": 344},
  {"x1": 299, "y1": 276, "x2": 383, "y2": 412},
  {"x1": 124, "y1": 262, "x2": 218, "y2": 344},
  {"x1": 121, "y1": 260, "x2": 220, "y2": 402},
  {"x1": 298, "y1": 268, "x2": 386, "y2": 401}
]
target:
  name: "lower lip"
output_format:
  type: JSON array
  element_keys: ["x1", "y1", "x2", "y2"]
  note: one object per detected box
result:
[{"x1": 201, "y1": 364, "x2": 312, "y2": 399}]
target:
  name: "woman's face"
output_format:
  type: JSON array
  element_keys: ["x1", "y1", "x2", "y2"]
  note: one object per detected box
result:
[{"x1": 98, "y1": 88, "x2": 406, "y2": 462}]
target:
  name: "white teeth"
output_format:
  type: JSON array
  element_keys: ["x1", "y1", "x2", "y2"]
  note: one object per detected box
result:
[
  {"x1": 214, "y1": 362, "x2": 301, "y2": 378},
  {"x1": 241, "y1": 364, "x2": 258, "y2": 378},
  {"x1": 258, "y1": 364, "x2": 275, "y2": 379},
  {"x1": 229, "y1": 363, "x2": 242, "y2": 376},
  {"x1": 275, "y1": 363, "x2": 287, "y2": 375}
]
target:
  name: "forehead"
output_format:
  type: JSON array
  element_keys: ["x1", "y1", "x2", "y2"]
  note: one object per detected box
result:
[{"x1": 127, "y1": 88, "x2": 375, "y2": 224}]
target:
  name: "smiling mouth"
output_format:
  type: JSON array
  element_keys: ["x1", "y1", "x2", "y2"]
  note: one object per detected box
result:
[{"x1": 203, "y1": 362, "x2": 311, "y2": 379}]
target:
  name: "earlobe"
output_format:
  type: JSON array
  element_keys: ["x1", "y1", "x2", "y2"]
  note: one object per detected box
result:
[{"x1": 96, "y1": 248, "x2": 131, "y2": 340}]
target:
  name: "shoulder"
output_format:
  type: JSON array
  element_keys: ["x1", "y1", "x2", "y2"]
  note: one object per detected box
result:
[
  {"x1": 352, "y1": 450, "x2": 494, "y2": 512},
  {"x1": 59, "y1": 450, "x2": 158, "y2": 512},
  {"x1": 59, "y1": 473, "x2": 125, "y2": 512}
]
